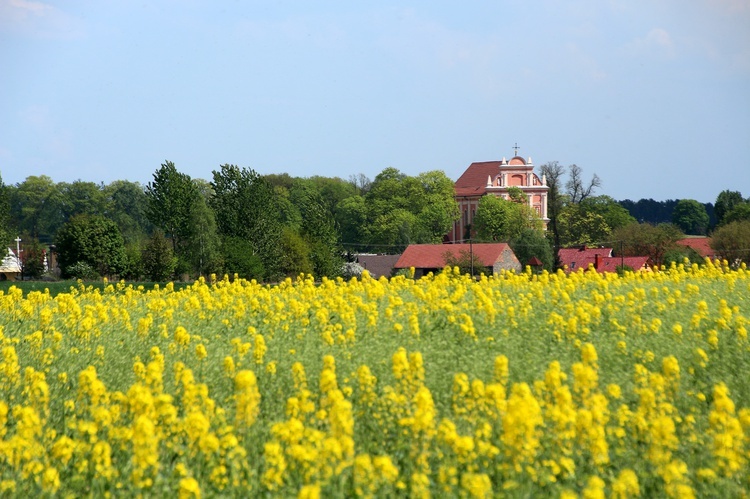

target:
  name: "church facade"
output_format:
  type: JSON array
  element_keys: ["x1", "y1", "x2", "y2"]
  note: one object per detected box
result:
[{"x1": 447, "y1": 155, "x2": 550, "y2": 243}]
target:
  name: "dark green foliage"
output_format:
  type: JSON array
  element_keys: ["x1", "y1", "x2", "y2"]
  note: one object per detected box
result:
[
  {"x1": 663, "y1": 246, "x2": 704, "y2": 267},
  {"x1": 723, "y1": 202, "x2": 750, "y2": 225},
  {"x1": 618, "y1": 198, "x2": 679, "y2": 225},
  {"x1": 185, "y1": 188, "x2": 221, "y2": 278},
  {"x1": 612, "y1": 222, "x2": 684, "y2": 266},
  {"x1": 336, "y1": 196, "x2": 368, "y2": 247},
  {"x1": 0, "y1": 174, "x2": 11, "y2": 249},
  {"x1": 122, "y1": 242, "x2": 144, "y2": 281},
  {"x1": 210, "y1": 164, "x2": 282, "y2": 281},
  {"x1": 364, "y1": 168, "x2": 459, "y2": 247},
  {"x1": 539, "y1": 161, "x2": 566, "y2": 251},
  {"x1": 9, "y1": 175, "x2": 65, "y2": 240},
  {"x1": 510, "y1": 229, "x2": 554, "y2": 271},
  {"x1": 279, "y1": 227, "x2": 313, "y2": 277},
  {"x1": 20, "y1": 236, "x2": 46, "y2": 278},
  {"x1": 710, "y1": 221, "x2": 750, "y2": 267},
  {"x1": 672, "y1": 199, "x2": 710, "y2": 235},
  {"x1": 66, "y1": 261, "x2": 99, "y2": 280},
  {"x1": 142, "y1": 230, "x2": 176, "y2": 281},
  {"x1": 579, "y1": 195, "x2": 635, "y2": 232},
  {"x1": 220, "y1": 236, "x2": 265, "y2": 280},
  {"x1": 59, "y1": 180, "x2": 106, "y2": 221},
  {"x1": 715, "y1": 190, "x2": 744, "y2": 225},
  {"x1": 145, "y1": 161, "x2": 201, "y2": 254},
  {"x1": 473, "y1": 195, "x2": 542, "y2": 243},
  {"x1": 103, "y1": 180, "x2": 151, "y2": 244},
  {"x1": 55, "y1": 215, "x2": 127, "y2": 278},
  {"x1": 289, "y1": 179, "x2": 342, "y2": 277}
]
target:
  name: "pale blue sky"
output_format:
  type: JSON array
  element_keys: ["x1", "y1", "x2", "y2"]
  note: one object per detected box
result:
[{"x1": 1, "y1": 0, "x2": 748, "y2": 203}]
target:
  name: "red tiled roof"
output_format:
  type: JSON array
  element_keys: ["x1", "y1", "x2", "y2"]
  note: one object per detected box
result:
[
  {"x1": 394, "y1": 243, "x2": 512, "y2": 269},
  {"x1": 453, "y1": 158, "x2": 537, "y2": 197},
  {"x1": 676, "y1": 237, "x2": 716, "y2": 258},
  {"x1": 454, "y1": 161, "x2": 500, "y2": 197},
  {"x1": 558, "y1": 247, "x2": 613, "y2": 270}
]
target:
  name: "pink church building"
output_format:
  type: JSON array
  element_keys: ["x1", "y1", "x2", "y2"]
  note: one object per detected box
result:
[{"x1": 447, "y1": 154, "x2": 550, "y2": 243}]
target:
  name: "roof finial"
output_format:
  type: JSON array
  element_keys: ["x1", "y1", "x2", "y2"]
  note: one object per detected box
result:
[{"x1": 513, "y1": 142, "x2": 520, "y2": 156}]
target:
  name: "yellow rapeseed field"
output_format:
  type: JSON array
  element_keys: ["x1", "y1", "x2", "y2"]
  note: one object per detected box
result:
[{"x1": 0, "y1": 260, "x2": 748, "y2": 497}]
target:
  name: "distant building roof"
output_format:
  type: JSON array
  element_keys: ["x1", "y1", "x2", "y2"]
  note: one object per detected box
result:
[
  {"x1": 676, "y1": 237, "x2": 717, "y2": 259},
  {"x1": 454, "y1": 161, "x2": 503, "y2": 197},
  {"x1": 558, "y1": 246, "x2": 613, "y2": 271},
  {"x1": 394, "y1": 243, "x2": 515, "y2": 269},
  {"x1": 355, "y1": 254, "x2": 401, "y2": 278}
]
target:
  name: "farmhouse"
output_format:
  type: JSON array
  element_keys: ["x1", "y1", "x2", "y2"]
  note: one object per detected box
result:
[
  {"x1": 558, "y1": 246, "x2": 651, "y2": 273},
  {"x1": 558, "y1": 246, "x2": 613, "y2": 271},
  {"x1": 448, "y1": 153, "x2": 550, "y2": 242},
  {"x1": 394, "y1": 243, "x2": 522, "y2": 278},
  {"x1": 675, "y1": 237, "x2": 718, "y2": 260}
]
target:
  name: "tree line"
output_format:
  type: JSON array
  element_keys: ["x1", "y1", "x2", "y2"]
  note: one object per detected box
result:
[
  {"x1": 0, "y1": 163, "x2": 458, "y2": 281},
  {"x1": 1, "y1": 161, "x2": 749, "y2": 282}
]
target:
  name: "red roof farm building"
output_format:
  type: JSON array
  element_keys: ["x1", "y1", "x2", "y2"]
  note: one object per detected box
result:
[{"x1": 394, "y1": 243, "x2": 521, "y2": 278}]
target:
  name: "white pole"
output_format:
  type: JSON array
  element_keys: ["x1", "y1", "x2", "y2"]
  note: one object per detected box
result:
[{"x1": 14, "y1": 237, "x2": 21, "y2": 268}]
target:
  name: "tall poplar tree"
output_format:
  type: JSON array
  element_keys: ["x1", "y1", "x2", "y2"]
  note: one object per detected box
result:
[
  {"x1": 210, "y1": 164, "x2": 282, "y2": 280},
  {"x1": 145, "y1": 161, "x2": 201, "y2": 257}
]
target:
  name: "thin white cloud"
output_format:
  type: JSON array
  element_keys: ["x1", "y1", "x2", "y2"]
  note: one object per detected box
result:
[
  {"x1": 0, "y1": 0, "x2": 84, "y2": 39},
  {"x1": 565, "y1": 42, "x2": 608, "y2": 81},
  {"x1": 709, "y1": 0, "x2": 750, "y2": 13},
  {"x1": 626, "y1": 28, "x2": 675, "y2": 59}
]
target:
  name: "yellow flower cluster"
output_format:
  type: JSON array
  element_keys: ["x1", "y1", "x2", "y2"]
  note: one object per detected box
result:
[{"x1": 0, "y1": 261, "x2": 747, "y2": 496}]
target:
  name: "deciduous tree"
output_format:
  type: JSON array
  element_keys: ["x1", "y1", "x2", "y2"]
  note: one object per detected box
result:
[
  {"x1": 55, "y1": 215, "x2": 127, "y2": 278},
  {"x1": 612, "y1": 222, "x2": 683, "y2": 266},
  {"x1": 142, "y1": 230, "x2": 176, "y2": 281},
  {"x1": 473, "y1": 195, "x2": 541, "y2": 242},
  {"x1": 9, "y1": 175, "x2": 65, "y2": 240},
  {"x1": 0, "y1": 174, "x2": 11, "y2": 248},
  {"x1": 145, "y1": 161, "x2": 201, "y2": 255},
  {"x1": 710, "y1": 220, "x2": 750, "y2": 267},
  {"x1": 557, "y1": 205, "x2": 611, "y2": 247},
  {"x1": 715, "y1": 190, "x2": 744, "y2": 225},
  {"x1": 510, "y1": 228, "x2": 554, "y2": 271},
  {"x1": 539, "y1": 161, "x2": 566, "y2": 250},
  {"x1": 565, "y1": 164, "x2": 601, "y2": 204},
  {"x1": 210, "y1": 164, "x2": 282, "y2": 280},
  {"x1": 364, "y1": 168, "x2": 458, "y2": 247},
  {"x1": 103, "y1": 180, "x2": 151, "y2": 244},
  {"x1": 672, "y1": 199, "x2": 710, "y2": 235},
  {"x1": 723, "y1": 202, "x2": 750, "y2": 225}
]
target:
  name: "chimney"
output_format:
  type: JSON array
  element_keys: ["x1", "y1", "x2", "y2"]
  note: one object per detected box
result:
[{"x1": 595, "y1": 254, "x2": 602, "y2": 270}]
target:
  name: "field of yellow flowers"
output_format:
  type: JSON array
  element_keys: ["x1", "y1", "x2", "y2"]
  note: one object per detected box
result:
[{"x1": 0, "y1": 260, "x2": 748, "y2": 497}]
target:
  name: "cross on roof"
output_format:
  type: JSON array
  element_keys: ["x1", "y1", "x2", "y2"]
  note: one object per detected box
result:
[{"x1": 513, "y1": 142, "x2": 520, "y2": 156}]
